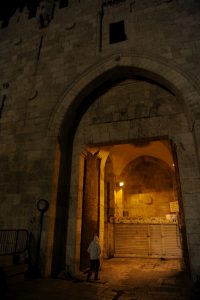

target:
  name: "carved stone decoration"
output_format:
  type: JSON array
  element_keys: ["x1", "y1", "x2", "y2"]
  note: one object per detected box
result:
[
  {"x1": 65, "y1": 22, "x2": 76, "y2": 30},
  {"x1": 37, "y1": 0, "x2": 55, "y2": 28},
  {"x1": 28, "y1": 90, "x2": 38, "y2": 101}
]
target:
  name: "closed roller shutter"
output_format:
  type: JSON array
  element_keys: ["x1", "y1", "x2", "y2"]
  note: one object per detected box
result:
[
  {"x1": 162, "y1": 224, "x2": 182, "y2": 257},
  {"x1": 114, "y1": 223, "x2": 182, "y2": 258},
  {"x1": 149, "y1": 224, "x2": 163, "y2": 256},
  {"x1": 115, "y1": 224, "x2": 149, "y2": 257}
]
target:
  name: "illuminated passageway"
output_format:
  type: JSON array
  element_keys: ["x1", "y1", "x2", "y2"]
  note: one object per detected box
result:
[{"x1": 80, "y1": 140, "x2": 187, "y2": 271}]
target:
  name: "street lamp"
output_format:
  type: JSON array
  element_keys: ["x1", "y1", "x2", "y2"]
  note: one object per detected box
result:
[
  {"x1": 37, "y1": 198, "x2": 49, "y2": 213},
  {"x1": 35, "y1": 199, "x2": 49, "y2": 277}
]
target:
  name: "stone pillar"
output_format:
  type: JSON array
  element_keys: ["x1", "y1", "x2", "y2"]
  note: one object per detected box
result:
[
  {"x1": 80, "y1": 152, "x2": 100, "y2": 270},
  {"x1": 174, "y1": 133, "x2": 200, "y2": 279}
]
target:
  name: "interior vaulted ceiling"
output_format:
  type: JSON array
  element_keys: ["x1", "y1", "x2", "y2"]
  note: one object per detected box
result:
[{"x1": 88, "y1": 139, "x2": 174, "y2": 178}]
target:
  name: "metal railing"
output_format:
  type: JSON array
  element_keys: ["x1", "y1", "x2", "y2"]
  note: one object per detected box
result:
[{"x1": 0, "y1": 230, "x2": 29, "y2": 256}]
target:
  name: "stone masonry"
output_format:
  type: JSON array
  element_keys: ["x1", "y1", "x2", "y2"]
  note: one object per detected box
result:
[{"x1": 0, "y1": 0, "x2": 200, "y2": 279}]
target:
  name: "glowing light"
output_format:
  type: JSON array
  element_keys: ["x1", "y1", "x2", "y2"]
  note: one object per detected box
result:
[{"x1": 119, "y1": 182, "x2": 124, "y2": 187}]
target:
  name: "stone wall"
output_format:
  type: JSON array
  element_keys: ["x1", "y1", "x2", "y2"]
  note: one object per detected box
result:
[
  {"x1": 119, "y1": 156, "x2": 176, "y2": 220},
  {"x1": 0, "y1": 0, "x2": 200, "y2": 278}
]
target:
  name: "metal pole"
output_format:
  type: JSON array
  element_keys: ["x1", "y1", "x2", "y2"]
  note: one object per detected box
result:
[
  {"x1": 35, "y1": 211, "x2": 44, "y2": 277},
  {"x1": 34, "y1": 199, "x2": 49, "y2": 277}
]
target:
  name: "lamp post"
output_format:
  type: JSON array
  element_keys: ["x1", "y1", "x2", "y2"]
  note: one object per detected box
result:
[{"x1": 35, "y1": 198, "x2": 49, "y2": 277}]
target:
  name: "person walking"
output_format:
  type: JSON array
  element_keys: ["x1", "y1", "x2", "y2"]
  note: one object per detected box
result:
[{"x1": 86, "y1": 234, "x2": 101, "y2": 281}]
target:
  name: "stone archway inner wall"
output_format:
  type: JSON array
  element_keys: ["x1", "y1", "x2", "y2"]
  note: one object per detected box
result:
[{"x1": 48, "y1": 55, "x2": 200, "y2": 280}]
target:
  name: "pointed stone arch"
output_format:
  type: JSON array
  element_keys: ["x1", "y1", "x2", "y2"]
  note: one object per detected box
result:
[
  {"x1": 48, "y1": 54, "x2": 200, "y2": 142},
  {"x1": 46, "y1": 54, "x2": 200, "y2": 279}
]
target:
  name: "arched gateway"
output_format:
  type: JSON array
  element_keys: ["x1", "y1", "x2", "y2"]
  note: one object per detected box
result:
[{"x1": 46, "y1": 55, "x2": 200, "y2": 280}]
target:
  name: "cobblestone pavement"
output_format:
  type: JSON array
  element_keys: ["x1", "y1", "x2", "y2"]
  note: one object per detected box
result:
[{"x1": 5, "y1": 258, "x2": 193, "y2": 300}]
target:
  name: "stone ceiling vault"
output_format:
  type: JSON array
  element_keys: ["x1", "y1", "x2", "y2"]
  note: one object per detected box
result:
[{"x1": 87, "y1": 139, "x2": 174, "y2": 179}]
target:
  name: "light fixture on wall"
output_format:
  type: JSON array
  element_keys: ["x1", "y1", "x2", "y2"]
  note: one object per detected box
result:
[
  {"x1": 116, "y1": 181, "x2": 124, "y2": 187},
  {"x1": 37, "y1": 199, "x2": 49, "y2": 212}
]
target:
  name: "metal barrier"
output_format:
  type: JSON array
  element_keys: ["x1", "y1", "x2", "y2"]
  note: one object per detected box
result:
[{"x1": 0, "y1": 230, "x2": 28, "y2": 256}]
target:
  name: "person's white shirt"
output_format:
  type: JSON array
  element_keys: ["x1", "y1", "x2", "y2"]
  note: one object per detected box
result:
[{"x1": 87, "y1": 235, "x2": 101, "y2": 260}]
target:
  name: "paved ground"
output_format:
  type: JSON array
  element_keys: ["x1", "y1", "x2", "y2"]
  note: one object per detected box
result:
[{"x1": 3, "y1": 258, "x2": 197, "y2": 300}]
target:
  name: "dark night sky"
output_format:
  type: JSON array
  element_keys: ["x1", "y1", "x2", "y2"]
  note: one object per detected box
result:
[{"x1": 0, "y1": 0, "x2": 42, "y2": 21}]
